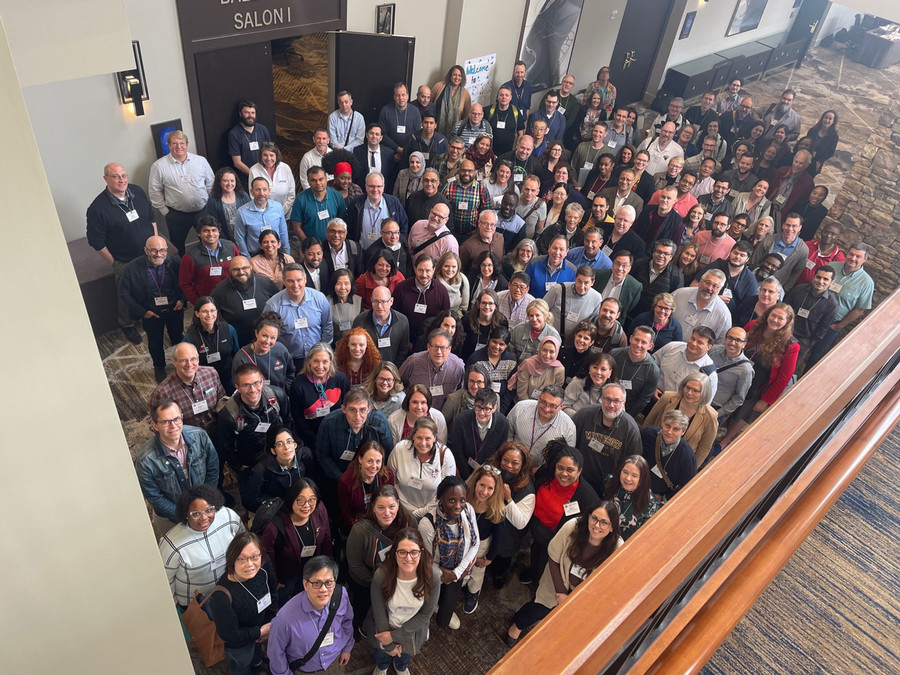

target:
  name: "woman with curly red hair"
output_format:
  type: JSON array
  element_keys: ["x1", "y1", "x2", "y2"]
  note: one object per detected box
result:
[{"x1": 334, "y1": 327, "x2": 382, "y2": 386}]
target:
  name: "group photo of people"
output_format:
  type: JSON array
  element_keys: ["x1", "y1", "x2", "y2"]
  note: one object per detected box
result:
[{"x1": 86, "y1": 48, "x2": 875, "y2": 675}]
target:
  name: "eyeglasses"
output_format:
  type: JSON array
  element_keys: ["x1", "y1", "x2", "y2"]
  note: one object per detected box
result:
[
  {"x1": 382, "y1": 229, "x2": 400, "y2": 236},
  {"x1": 396, "y1": 549, "x2": 422, "y2": 559},
  {"x1": 106, "y1": 173, "x2": 127, "y2": 180},
  {"x1": 429, "y1": 344, "x2": 450, "y2": 352},
  {"x1": 156, "y1": 416, "x2": 183, "y2": 427},
  {"x1": 294, "y1": 497, "x2": 318, "y2": 507},
  {"x1": 482, "y1": 464, "x2": 502, "y2": 475},
  {"x1": 274, "y1": 439, "x2": 297, "y2": 449},
  {"x1": 376, "y1": 376, "x2": 395, "y2": 385},
  {"x1": 479, "y1": 300, "x2": 495, "y2": 307},
  {"x1": 236, "y1": 554, "x2": 261, "y2": 564},
  {"x1": 147, "y1": 248, "x2": 168, "y2": 255},
  {"x1": 429, "y1": 211, "x2": 449, "y2": 222},
  {"x1": 589, "y1": 514, "x2": 611, "y2": 528},
  {"x1": 602, "y1": 397, "x2": 625, "y2": 405},
  {"x1": 306, "y1": 579, "x2": 336, "y2": 589},
  {"x1": 654, "y1": 305, "x2": 673, "y2": 313},
  {"x1": 372, "y1": 299, "x2": 392, "y2": 306},
  {"x1": 176, "y1": 357, "x2": 200, "y2": 365},
  {"x1": 237, "y1": 380, "x2": 264, "y2": 390},
  {"x1": 474, "y1": 405, "x2": 496, "y2": 413},
  {"x1": 725, "y1": 335, "x2": 747, "y2": 343},
  {"x1": 188, "y1": 506, "x2": 216, "y2": 520}
]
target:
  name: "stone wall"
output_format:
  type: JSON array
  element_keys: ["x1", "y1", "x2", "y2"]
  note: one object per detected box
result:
[{"x1": 826, "y1": 102, "x2": 900, "y2": 305}]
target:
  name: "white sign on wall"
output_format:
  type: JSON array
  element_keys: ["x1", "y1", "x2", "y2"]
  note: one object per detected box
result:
[{"x1": 464, "y1": 53, "x2": 496, "y2": 106}]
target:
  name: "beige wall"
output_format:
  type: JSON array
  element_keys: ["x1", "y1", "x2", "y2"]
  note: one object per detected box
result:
[{"x1": 0, "y1": 13, "x2": 193, "y2": 675}]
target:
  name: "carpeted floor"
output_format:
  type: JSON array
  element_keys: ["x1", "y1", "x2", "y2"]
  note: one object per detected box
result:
[{"x1": 703, "y1": 425, "x2": 900, "y2": 674}]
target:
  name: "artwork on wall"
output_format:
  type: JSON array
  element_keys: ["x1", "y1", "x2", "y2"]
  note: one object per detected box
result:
[
  {"x1": 680, "y1": 11, "x2": 697, "y2": 40},
  {"x1": 150, "y1": 119, "x2": 182, "y2": 159},
  {"x1": 517, "y1": 0, "x2": 586, "y2": 91},
  {"x1": 726, "y1": 0, "x2": 770, "y2": 37},
  {"x1": 376, "y1": 4, "x2": 395, "y2": 35}
]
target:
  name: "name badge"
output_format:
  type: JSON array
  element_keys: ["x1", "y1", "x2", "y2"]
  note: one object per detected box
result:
[
  {"x1": 181, "y1": 174, "x2": 192, "y2": 183},
  {"x1": 468, "y1": 457, "x2": 481, "y2": 471},
  {"x1": 256, "y1": 592, "x2": 271, "y2": 613},
  {"x1": 378, "y1": 545, "x2": 392, "y2": 562},
  {"x1": 242, "y1": 298, "x2": 257, "y2": 310},
  {"x1": 721, "y1": 288, "x2": 733, "y2": 300},
  {"x1": 317, "y1": 210, "x2": 329, "y2": 220},
  {"x1": 414, "y1": 303, "x2": 427, "y2": 314},
  {"x1": 125, "y1": 209, "x2": 139, "y2": 222},
  {"x1": 570, "y1": 563, "x2": 588, "y2": 580},
  {"x1": 563, "y1": 501, "x2": 580, "y2": 517},
  {"x1": 531, "y1": 389, "x2": 541, "y2": 399},
  {"x1": 367, "y1": 232, "x2": 379, "y2": 241},
  {"x1": 340, "y1": 449, "x2": 356, "y2": 461},
  {"x1": 805, "y1": 259, "x2": 816, "y2": 269},
  {"x1": 192, "y1": 400, "x2": 209, "y2": 415},
  {"x1": 775, "y1": 194, "x2": 787, "y2": 206},
  {"x1": 567, "y1": 311, "x2": 580, "y2": 323},
  {"x1": 423, "y1": 152, "x2": 430, "y2": 160},
  {"x1": 514, "y1": 174, "x2": 523, "y2": 182},
  {"x1": 602, "y1": 245, "x2": 613, "y2": 256},
  {"x1": 620, "y1": 379, "x2": 633, "y2": 390},
  {"x1": 797, "y1": 308, "x2": 810, "y2": 318},
  {"x1": 430, "y1": 384, "x2": 444, "y2": 397},
  {"x1": 408, "y1": 477, "x2": 424, "y2": 490},
  {"x1": 704, "y1": 212, "x2": 713, "y2": 221},
  {"x1": 587, "y1": 191, "x2": 595, "y2": 200},
  {"x1": 255, "y1": 422, "x2": 271, "y2": 433},
  {"x1": 378, "y1": 337, "x2": 391, "y2": 348},
  {"x1": 496, "y1": 120, "x2": 506, "y2": 130},
  {"x1": 320, "y1": 632, "x2": 335, "y2": 647},
  {"x1": 294, "y1": 317, "x2": 308, "y2": 329},
  {"x1": 154, "y1": 296, "x2": 169, "y2": 306},
  {"x1": 397, "y1": 125, "x2": 406, "y2": 134},
  {"x1": 700, "y1": 255, "x2": 711, "y2": 264},
  {"x1": 685, "y1": 314, "x2": 699, "y2": 326},
  {"x1": 583, "y1": 162, "x2": 593, "y2": 171},
  {"x1": 206, "y1": 351, "x2": 221, "y2": 363},
  {"x1": 829, "y1": 282, "x2": 843, "y2": 293},
  {"x1": 458, "y1": 201, "x2": 469, "y2": 211},
  {"x1": 209, "y1": 266, "x2": 223, "y2": 276},
  {"x1": 315, "y1": 405, "x2": 331, "y2": 418},
  {"x1": 339, "y1": 321, "x2": 352, "y2": 331},
  {"x1": 729, "y1": 189, "x2": 739, "y2": 198},
  {"x1": 651, "y1": 464, "x2": 663, "y2": 479},
  {"x1": 301, "y1": 545, "x2": 316, "y2": 558},
  {"x1": 558, "y1": 105, "x2": 566, "y2": 114},
  {"x1": 249, "y1": 141, "x2": 260, "y2": 151},
  {"x1": 589, "y1": 438, "x2": 605, "y2": 453},
  {"x1": 545, "y1": 281, "x2": 557, "y2": 292},
  {"x1": 491, "y1": 382, "x2": 501, "y2": 393},
  {"x1": 607, "y1": 140, "x2": 618, "y2": 149}
]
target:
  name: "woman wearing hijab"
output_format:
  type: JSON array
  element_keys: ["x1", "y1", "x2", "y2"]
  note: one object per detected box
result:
[
  {"x1": 393, "y1": 151, "x2": 426, "y2": 210},
  {"x1": 508, "y1": 335, "x2": 565, "y2": 403}
]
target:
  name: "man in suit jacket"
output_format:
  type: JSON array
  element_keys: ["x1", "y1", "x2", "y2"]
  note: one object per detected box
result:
[
  {"x1": 765, "y1": 150, "x2": 815, "y2": 219},
  {"x1": 365, "y1": 223, "x2": 413, "y2": 278},
  {"x1": 321, "y1": 217, "x2": 364, "y2": 280},
  {"x1": 601, "y1": 168, "x2": 644, "y2": 220},
  {"x1": 593, "y1": 249, "x2": 642, "y2": 317},
  {"x1": 629, "y1": 239, "x2": 684, "y2": 320},
  {"x1": 352, "y1": 122, "x2": 396, "y2": 191},
  {"x1": 352, "y1": 285, "x2": 410, "y2": 366},
  {"x1": 344, "y1": 172, "x2": 409, "y2": 251}
]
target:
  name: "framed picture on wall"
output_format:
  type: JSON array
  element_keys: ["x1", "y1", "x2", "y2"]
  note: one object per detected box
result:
[
  {"x1": 150, "y1": 119, "x2": 183, "y2": 159},
  {"x1": 725, "y1": 0, "x2": 770, "y2": 37},
  {"x1": 517, "y1": 0, "x2": 586, "y2": 91},
  {"x1": 680, "y1": 11, "x2": 697, "y2": 40},
  {"x1": 376, "y1": 4, "x2": 395, "y2": 35}
]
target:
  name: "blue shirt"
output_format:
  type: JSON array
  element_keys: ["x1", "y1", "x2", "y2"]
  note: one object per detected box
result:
[
  {"x1": 529, "y1": 109, "x2": 566, "y2": 142},
  {"x1": 359, "y1": 199, "x2": 390, "y2": 250},
  {"x1": 233, "y1": 200, "x2": 289, "y2": 257},
  {"x1": 267, "y1": 590, "x2": 355, "y2": 675},
  {"x1": 525, "y1": 256, "x2": 577, "y2": 299},
  {"x1": 771, "y1": 235, "x2": 800, "y2": 259},
  {"x1": 502, "y1": 79, "x2": 533, "y2": 117},
  {"x1": 264, "y1": 288, "x2": 334, "y2": 359},
  {"x1": 826, "y1": 262, "x2": 874, "y2": 321},
  {"x1": 289, "y1": 187, "x2": 347, "y2": 241},
  {"x1": 567, "y1": 246, "x2": 612, "y2": 272}
]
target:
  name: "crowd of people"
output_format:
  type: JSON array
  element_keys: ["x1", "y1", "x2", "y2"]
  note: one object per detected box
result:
[{"x1": 86, "y1": 60, "x2": 875, "y2": 675}]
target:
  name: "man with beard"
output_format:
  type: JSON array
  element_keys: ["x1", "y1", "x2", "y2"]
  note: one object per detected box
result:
[
  {"x1": 352, "y1": 285, "x2": 410, "y2": 365},
  {"x1": 507, "y1": 385, "x2": 575, "y2": 467},
  {"x1": 630, "y1": 239, "x2": 684, "y2": 318},
  {"x1": 486, "y1": 85, "x2": 526, "y2": 156},
  {"x1": 719, "y1": 153, "x2": 758, "y2": 197},
  {"x1": 641, "y1": 410, "x2": 696, "y2": 501},
  {"x1": 752, "y1": 252, "x2": 784, "y2": 283},
  {"x1": 405, "y1": 168, "x2": 450, "y2": 224},
  {"x1": 785, "y1": 266, "x2": 839, "y2": 370},
  {"x1": 685, "y1": 138, "x2": 722, "y2": 178},
  {"x1": 408, "y1": 202, "x2": 459, "y2": 263},
  {"x1": 364, "y1": 217, "x2": 410, "y2": 277},
  {"x1": 698, "y1": 178, "x2": 734, "y2": 221},
  {"x1": 352, "y1": 123, "x2": 396, "y2": 190},
  {"x1": 228, "y1": 100, "x2": 271, "y2": 180},
  {"x1": 432, "y1": 136, "x2": 467, "y2": 186},
  {"x1": 567, "y1": 226, "x2": 611, "y2": 272},
  {"x1": 691, "y1": 240, "x2": 758, "y2": 318},
  {"x1": 496, "y1": 193, "x2": 526, "y2": 254},
  {"x1": 709, "y1": 327, "x2": 753, "y2": 423},
  {"x1": 797, "y1": 220, "x2": 844, "y2": 286},
  {"x1": 572, "y1": 382, "x2": 642, "y2": 493},
  {"x1": 716, "y1": 79, "x2": 743, "y2": 114},
  {"x1": 498, "y1": 135, "x2": 540, "y2": 187},
  {"x1": 501, "y1": 60, "x2": 533, "y2": 119},
  {"x1": 611, "y1": 326, "x2": 660, "y2": 417},
  {"x1": 760, "y1": 89, "x2": 801, "y2": 142},
  {"x1": 178, "y1": 216, "x2": 239, "y2": 305},
  {"x1": 685, "y1": 91, "x2": 719, "y2": 136},
  {"x1": 233, "y1": 177, "x2": 290, "y2": 257},
  {"x1": 637, "y1": 122, "x2": 683, "y2": 175},
  {"x1": 453, "y1": 103, "x2": 493, "y2": 149},
  {"x1": 594, "y1": 297, "x2": 628, "y2": 353},
  {"x1": 299, "y1": 237, "x2": 328, "y2": 293},
  {"x1": 210, "y1": 255, "x2": 278, "y2": 346},
  {"x1": 579, "y1": 194, "x2": 612, "y2": 230},
  {"x1": 264, "y1": 263, "x2": 333, "y2": 369},
  {"x1": 748, "y1": 213, "x2": 810, "y2": 291},
  {"x1": 672, "y1": 269, "x2": 731, "y2": 343},
  {"x1": 719, "y1": 96, "x2": 758, "y2": 147},
  {"x1": 393, "y1": 255, "x2": 451, "y2": 345},
  {"x1": 119, "y1": 235, "x2": 186, "y2": 382},
  {"x1": 601, "y1": 168, "x2": 644, "y2": 220},
  {"x1": 442, "y1": 159, "x2": 492, "y2": 239},
  {"x1": 796, "y1": 185, "x2": 831, "y2": 242},
  {"x1": 692, "y1": 213, "x2": 736, "y2": 270}
]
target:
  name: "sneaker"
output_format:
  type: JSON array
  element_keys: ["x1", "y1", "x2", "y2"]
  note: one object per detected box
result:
[
  {"x1": 154, "y1": 367, "x2": 167, "y2": 383},
  {"x1": 372, "y1": 668, "x2": 388, "y2": 675},
  {"x1": 395, "y1": 666, "x2": 411, "y2": 675},
  {"x1": 518, "y1": 570, "x2": 533, "y2": 585},
  {"x1": 448, "y1": 612, "x2": 461, "y2": 630},
  {"x1": 122, "y1": 326, "x2": 142, "y2": 344},
  {"x1": 463, "y1": 590, "x2": 479, "y2": 614}
]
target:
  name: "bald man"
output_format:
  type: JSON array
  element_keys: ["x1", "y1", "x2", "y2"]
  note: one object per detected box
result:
[
  {"x1": 441, "y1": 159, "x2": 492, "y2": 238},
  {"x1": 638, "y1": 121, "x2": 684, "y2": 175},
  {"x1": 119, "y1": 235, "x2": 187, "y2": 382},
  {"x1": 150, "y1": 343, "x2": 226, "y2": 435}
]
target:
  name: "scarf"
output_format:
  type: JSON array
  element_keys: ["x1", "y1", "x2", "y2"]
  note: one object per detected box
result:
[
  {"x1": 508, "y1": 335, "x2": 562, "y2": 390},
  {"x1": 437, "y1": 84, "x2": 462, "y2": 137},
  {"x1": 432, "y1": 504, "x2": 477, "y2": 569},
  {"x1": 465, "y1": 141, "x2": 496, "y2": 172}
]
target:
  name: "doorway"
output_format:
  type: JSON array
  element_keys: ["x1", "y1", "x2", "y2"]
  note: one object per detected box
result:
[{"x1": 604, "y1": 0, "x2": 674, "y2": 106}]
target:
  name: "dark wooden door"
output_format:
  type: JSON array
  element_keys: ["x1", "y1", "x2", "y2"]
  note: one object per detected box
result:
[
  {"x1": 194, "y1": 43, "x2": 275, "y2": 171},
  {"x1": 788, "y1": 0, "x2": 830, "y2": 45},
  {"x1": 334, "y1": 32, "x2": 415, "y2": 123},
  {"x1": 605, "y1": 0, "x2": 674, "y2": 107}
]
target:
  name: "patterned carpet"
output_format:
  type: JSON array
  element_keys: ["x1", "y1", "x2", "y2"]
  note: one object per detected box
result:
[{"x1": 703, "y1": 425, "x2": 900, "y2": 674}]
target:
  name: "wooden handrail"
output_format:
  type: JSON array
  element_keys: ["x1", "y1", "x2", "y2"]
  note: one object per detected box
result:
[{"x1": 491, "y1": 287, "x2": 900, "y2": 675}]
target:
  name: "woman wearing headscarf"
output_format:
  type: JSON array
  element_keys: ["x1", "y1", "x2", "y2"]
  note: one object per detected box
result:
[
  {"x1": 393, "y1": 151, "x2": 426, "y2": 210},
  {"x1": 508, "y1": 335, "x2": 565, "y2": 403}
]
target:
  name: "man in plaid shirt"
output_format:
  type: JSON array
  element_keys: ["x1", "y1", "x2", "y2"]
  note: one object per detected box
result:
[
  {"x1": 150, "y1": 342, "x2": 226, "y2": 437},
  {"x1": 441, "y1": 159, "x2": 491, "y2": 240}
]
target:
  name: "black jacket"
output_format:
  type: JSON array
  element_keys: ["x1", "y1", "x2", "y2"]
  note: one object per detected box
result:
[
  {"x1": 119, "y1": 254, "x2": 186, "y2": 320},
  {"x1": 449, "y1": 409, "x2": 510, "y2": 479}
]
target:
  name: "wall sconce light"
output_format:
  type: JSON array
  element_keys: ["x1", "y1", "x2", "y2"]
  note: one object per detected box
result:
[{"x1": 116, "y1": 41, "x2": 148, "y2": 116}]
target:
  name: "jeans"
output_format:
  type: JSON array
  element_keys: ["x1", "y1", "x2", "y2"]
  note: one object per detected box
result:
[
  {"x1": 225, "y1": 642, "x2": 260, "y2": 675},
  {"x1": 805, "y1": 326, "x2": 840, "y2": 371},
  {"x1": 373, "y1": 647, "x2": 411, "y2": 671}
]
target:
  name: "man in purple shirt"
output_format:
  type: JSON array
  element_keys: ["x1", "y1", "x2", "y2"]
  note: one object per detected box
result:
[
  {"x1": 398, "y1": 328, "x2": 464, "y2": 409},
  {"x1": 268, "y1": 556, "x2": 353, "y2": 675}
]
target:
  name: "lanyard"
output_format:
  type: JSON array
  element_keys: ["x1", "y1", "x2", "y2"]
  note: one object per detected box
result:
[
  {"x1": 241, "y1": 346, "x2": 272, "y2": 382},
  {"x1": 530, "y1": 407, "x2": 555, "y2": 448},
  {"x1": 232, "y1": 277, "x2": 257, "y2": 302},
  {"x1": 238, "y1": 568, "x2": 269, "y2": 603},
  {"x1": 147, "y1": 264, "x2": 165, "y2": 295}
]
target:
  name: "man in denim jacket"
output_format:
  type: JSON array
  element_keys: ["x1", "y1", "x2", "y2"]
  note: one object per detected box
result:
[{"x1": 134, "y1": 398, "x2": 219, "y2": 522}]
